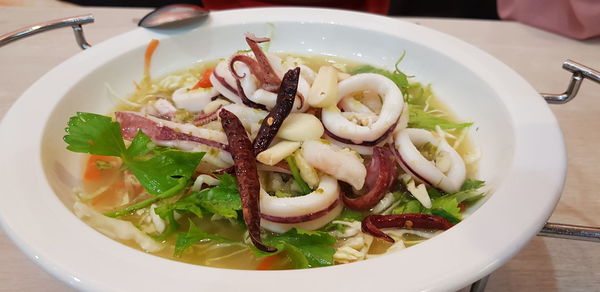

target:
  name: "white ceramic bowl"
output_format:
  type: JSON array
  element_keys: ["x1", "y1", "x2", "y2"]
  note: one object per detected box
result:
[{"x1": 0, "y1": 7, "x2": 566, "y2": 292}]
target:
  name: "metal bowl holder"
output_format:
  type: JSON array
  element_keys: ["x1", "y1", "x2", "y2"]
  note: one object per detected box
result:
[{"x1": 1, "y1": 14, "x2": 599, "y2": 292}]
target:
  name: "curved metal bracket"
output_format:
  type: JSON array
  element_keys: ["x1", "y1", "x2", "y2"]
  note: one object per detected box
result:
[
  {"x1": 0, "y1": 14, "x2": 94, "y2": 50},
  {"x1": 539, "y1": 222, "x2": 600, "y2": 242},
  {"x1": 542, "y1": 60, "x2": 600, "y2": 104}
]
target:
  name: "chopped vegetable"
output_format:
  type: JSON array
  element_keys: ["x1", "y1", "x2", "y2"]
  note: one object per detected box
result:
[
  {"x1": 155, "y1": 173, "x2": 242, "y2": 235},
  {"x1": 256, "y1": 254, "x2": 280, "y2": 270},
  {"x1": 285, "y1": 156, "x2": 312, "y2": 195},
  {"x1": 408, "y1": 106, "x2": 473, "y2": 130},
  {"x1": 83, "y1": 155, "x2": 118, "y2": 181},
  {"x1": 190, "y1": 174, "x2": 242, "y2": 219},
  {"x1": 192, "y1": 68, "x2": 214, "y2": 89},
  {"x1": 350, "y1": 64, "x2": 408, "y2": 89},
  {"x1": 254, "y1": 228, "x2": 336, "y2": 269},
  {"x1": 174, "y1": 220, "x2": 234, "y2": 257},
  {"x1": 64, "y1": 112, "x2": 204, "y2": 216},
  {"x1": 144, "y1": 39, "x2": 160, "y2": 79}
]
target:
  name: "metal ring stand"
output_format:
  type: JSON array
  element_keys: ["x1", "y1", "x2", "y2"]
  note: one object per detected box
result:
[
  {"x1": 0, "y1": 14, "x2": 94, "y2": 49},
  {"x1": 1, "y1": 14, "x2": 599, "y2": 292},
  {"x1": 470, "y1": 60, "x2": 600, "y2": 292}
]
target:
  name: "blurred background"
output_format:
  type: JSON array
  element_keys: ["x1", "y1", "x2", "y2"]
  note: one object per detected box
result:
[{"x1": 1, "y1": 0, "x2": 500, "y2": 19}]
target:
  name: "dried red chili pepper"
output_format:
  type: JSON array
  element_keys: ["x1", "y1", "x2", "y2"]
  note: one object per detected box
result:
[
  {"x1": 252, "y1": 67, "x2": 300, "y2": 155},
  {"x1": 362, "y1": 213, "x2": 455, "y2": 243},
  {"x1": 219, "y1": 108, "x2": 276, "y2": 252}
]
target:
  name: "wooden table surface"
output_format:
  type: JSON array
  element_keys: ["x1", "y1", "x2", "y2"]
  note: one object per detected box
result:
[{"x1": 0, "y1": 6, "x2": 599, "y2": 292}]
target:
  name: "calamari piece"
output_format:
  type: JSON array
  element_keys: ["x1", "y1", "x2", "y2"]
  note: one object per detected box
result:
[
  {"x1": 260, "y1": 175, "x2": 342, "y2": 233},
  {"x1": 221, "y1": 103, "x2": 267, "y2": 139},
  {"x1": 394, "y1": 128, "x2": 466, "y2": 193},
  {"x1": 115, "y1": 111, "x2": 233, "y2": 168},
  {"x1": 210, "y1": 60, "x2": 244, "y2": 105},
  {"x1": 172, "y1": 86, "x2": 219, "y2": 112},
  {"x1": 73, "y1": 202, "x2": 164, "y2": 252},
  {"x1": 341, "y1": 146, "x2": 398, "y2": 211},
  {"x1": 210, "y1": 53, "x2": 310, "y2": 112},
  {"x1": 115, "y1": 111, "x2": 228, "y2": 149},
  {"x1": 322, "y1": 73, "x2": 404, "y2": 144},
  {"x1": 301, "y1": 140, "x2": 366, "y2": 190},
  {"x1": 142, "y1": 98, "x2": 177, "y2": 120}
]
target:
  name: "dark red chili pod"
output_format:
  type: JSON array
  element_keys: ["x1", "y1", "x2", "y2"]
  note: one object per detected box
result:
[
  {"x1": 362, "y1": 213, "x2": 455, "y2": 243},
  {"x1": 252, "y1": 67, "x2": 300, "y2": 155},
  {"x1": 219, "y1": 109, "x2": 276, "y2": 253}
]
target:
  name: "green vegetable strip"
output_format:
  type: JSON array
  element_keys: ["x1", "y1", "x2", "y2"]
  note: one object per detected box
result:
[
  {"x1": 285, "y1": 156, "x2": 312, "y2": 195},
  {"x1": 104, "y1": 196, "x2": 161, "y2": 218},
  {"x1": 103, "y1": 179, "x2": 188, "y2": 217}
]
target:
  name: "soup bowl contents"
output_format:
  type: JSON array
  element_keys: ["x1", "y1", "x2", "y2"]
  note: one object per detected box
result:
[
  {"x1": 0, "y1": 7, "x2": 566, "y2": 292},
  {"x1": 64, "y1": 33, "x2": 486, "y2": 270}
]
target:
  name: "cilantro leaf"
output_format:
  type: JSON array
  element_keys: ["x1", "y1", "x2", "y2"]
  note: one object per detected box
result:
[
  {"x1": 64, "y1": 112, "x2": 205, "y2": 216},
  {"x1": 431, "y1": 196, "x2": 461, "y2": 220},
  {"x1": 392, "y1": 193, "x2": 462, "y2": 222},
  {"x1": 174, "y1": 220, "x2": 234, "y2": 257},
  {"x1": 125, "y1": 130, "x2": 153, "y2": 157},
  {"x1": 350, "y1": 65, "x2": 408, "y2": 89},
  {"x1": 127, "y1": 149, "x2": 204, "y2": 196},
  {"x1": 191, "y1": 174, "x2": 241, "y2": 218},
  {"x1": 408, "y1": 106, "x2": 473, "y2": 131},
  {"x1": 156, "y1": 173, "x2": 241, "y2": 225},
  {"x1": 255, "y1": 228, "x2": 336, "y2": 269},
  {"x1": 460, "y1": 179, "x2": 485, "y2": 191},
  {"x1": 431, "y1": 209, "x2": 461, "y2": 224},
  {"x1": 64, "y1": 112, "x2": 126, "y2": 156},
  {"x1": 447, "y1": 179, "x2": 487, "y2": 204},
  {"x1": 392, "y1": 199, "x2": 423, "y2": 214},
  {"x1": 337, "y1": 208, "x2": 365, "y2": 222}
]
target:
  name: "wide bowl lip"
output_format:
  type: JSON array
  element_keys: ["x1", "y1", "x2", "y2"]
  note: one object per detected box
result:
[{"x1": 0, "y1": 7, "x2": 566, "y2": 292}]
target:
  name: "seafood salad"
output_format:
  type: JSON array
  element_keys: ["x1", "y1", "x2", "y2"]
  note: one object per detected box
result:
[{"x1": 63, "y1": 33, "x2": 485, "y2": 270}]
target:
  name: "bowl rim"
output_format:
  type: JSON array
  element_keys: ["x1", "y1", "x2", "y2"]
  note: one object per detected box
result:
[{"x1": 0, "y1": 7, "x2": 566, "y2": 292}]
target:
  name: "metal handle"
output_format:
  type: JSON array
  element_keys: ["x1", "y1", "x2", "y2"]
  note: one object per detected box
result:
[
  {"x1": 539, "y1": 222, "x2": 600, "y2": 242},
  {"x1": 0, "y1": 14, "x2": 94, "y2": 50},
  {"x1": 542, "y1": 60, "x2": 600, "y2": 104},
  {"x1": 538, "y1": 60, "x2": 600, "y2": 242}
]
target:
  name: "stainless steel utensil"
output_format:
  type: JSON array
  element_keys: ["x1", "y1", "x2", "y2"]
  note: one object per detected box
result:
[{"x1": 138, "y1": 4, "x2": 209, "y2": 29}]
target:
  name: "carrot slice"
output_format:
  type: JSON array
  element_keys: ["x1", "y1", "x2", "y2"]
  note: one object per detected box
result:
[
  {"x1": 91, "y1": 178, "x2": 126, "y2": 209},
  {"x1": 84, "y1": 155, "x2": 117, "y2": 181},
  {"x1": 144, "y1": 39, "x2": 160, "y2": 77},
  {"x1": 192, "y1": 68, "x2": 214, "y2": 89},
  {"x1": 256, "y1": 254, "x2": 279, "y2": 270}
]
